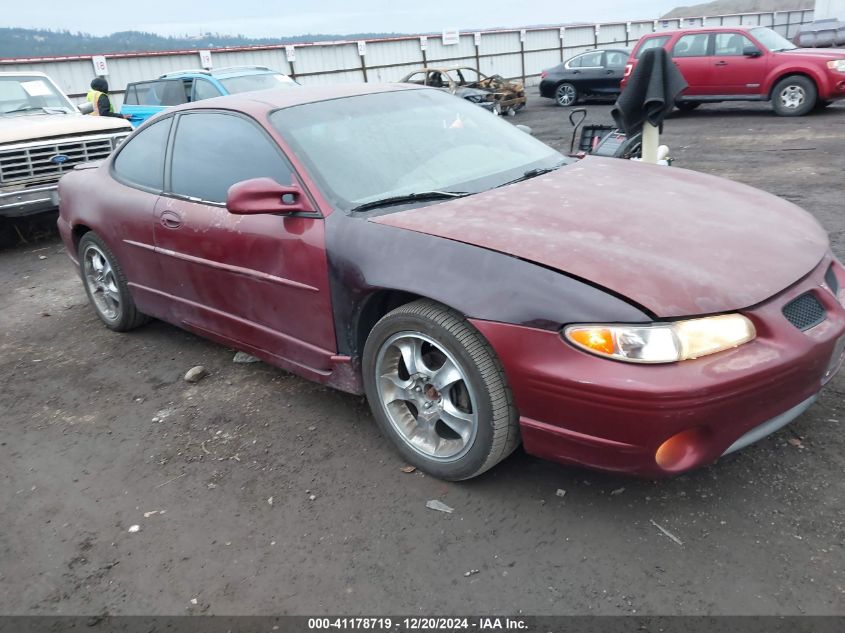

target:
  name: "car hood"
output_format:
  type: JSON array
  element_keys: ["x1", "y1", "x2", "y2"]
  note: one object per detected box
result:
[
  {"x1": 0, "y1": 112, "x2": 131, "y2": 145},
  {"x1": 372, "y1": 156, "x2": 829, "y2": 318},
  {"x1": 777, "y1": 48, "x2": 845, "y2": 60}
]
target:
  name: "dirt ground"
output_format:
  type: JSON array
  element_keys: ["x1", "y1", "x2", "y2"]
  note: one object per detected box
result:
[{"x1": 1, "y1": 90, "x2": 844, "y2": 616}]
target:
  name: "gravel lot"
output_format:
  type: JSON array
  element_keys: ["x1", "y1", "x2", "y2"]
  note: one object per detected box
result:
[{"x1": 1, "y1": 90, "x2": 844, "y2": 616}]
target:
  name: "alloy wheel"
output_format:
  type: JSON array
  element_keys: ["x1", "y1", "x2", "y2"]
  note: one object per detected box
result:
[
  {"x1": 556, "y1": 84, "x2": 576, "y2": 107},
  {"x1": 780, "y1": 85, "x2": 806, "y2": 110},
  {"x1": 375, "y1": 332, "x2": 478, "y2": 461},
  {"x1": 82, "y1": 244, "x2": 121, "y2": 321}
]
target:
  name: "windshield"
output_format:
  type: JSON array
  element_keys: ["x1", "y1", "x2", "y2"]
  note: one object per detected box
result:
[
  {"x1": 750, "y1": 27, "x2": 797, "y2": 51},
  {"x1": 219, "y1": 73, "x2": 299, "y2": 94},
  {"x1": 0, "y1": 75, "x2": 75, "y2": 115},
  {"x1": 270, "y1": 89, "x2": 565, "y2": 211}
]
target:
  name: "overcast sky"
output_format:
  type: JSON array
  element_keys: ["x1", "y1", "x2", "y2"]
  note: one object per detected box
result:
[{"x1": 9, "y1": 1, "x2": 676, "y2": 37}]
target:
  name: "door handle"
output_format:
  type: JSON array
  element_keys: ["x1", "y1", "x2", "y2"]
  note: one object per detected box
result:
[
  {"x1": 715, "y1": 61, "x2": 728, "y2": 66},
  {"x1": 159, "y1": 211, "x2": 182, "y2": 229}
]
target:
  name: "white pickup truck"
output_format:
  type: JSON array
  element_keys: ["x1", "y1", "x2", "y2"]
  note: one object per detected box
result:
[{"x1": 0, "y1": 71, "x2": 132, "y2": 218}]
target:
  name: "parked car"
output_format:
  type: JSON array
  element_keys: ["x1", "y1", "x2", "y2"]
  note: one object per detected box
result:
[
  {"x1": 120, "y1": 66, "x2": 298, "y2": 127},
  {"x1": 622, "y1": 26, "x2": 845, "y2": 116},
  {"x1": 539, "y1": 49, "x2": 630, "y2": 107},
  {"x1": 58, "y1": 85, "x2": 845, "y2": 480},
  {"x1": 400, "y1": 67, "x2": 526, "y2": 114},
  {"x1": 0, "y1": 71, "x2": 131, "y2": 218}
]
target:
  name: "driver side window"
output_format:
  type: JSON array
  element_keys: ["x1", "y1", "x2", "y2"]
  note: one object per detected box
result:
[{"x1": 169, "y1": 112, "x2": 293, "y2": 204}]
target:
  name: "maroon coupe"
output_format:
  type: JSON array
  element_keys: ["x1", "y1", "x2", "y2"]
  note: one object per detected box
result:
[{"x1": 57, "y1": 84, "x2": 845, "y2": 480}]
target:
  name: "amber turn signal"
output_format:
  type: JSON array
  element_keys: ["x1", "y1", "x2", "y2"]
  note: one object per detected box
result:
[{"x1": 567, "y1": 327, "x2": 615, "y2": 355}]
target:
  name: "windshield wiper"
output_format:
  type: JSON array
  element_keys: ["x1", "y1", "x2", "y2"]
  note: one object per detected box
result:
[
  {"x1": 350, "y1": 191, "x2": 470, "y2": 213},
  {"x1": 496, "y1": 162, "x2": 566, "y2": 188},
  {"x1": 3, "y1": 106, "x2": 50, "y2": 115}
]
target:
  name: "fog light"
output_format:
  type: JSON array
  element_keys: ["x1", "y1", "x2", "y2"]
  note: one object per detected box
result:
[{"x1": 655, "y1": 429, "x2": 706, "y2": 472}]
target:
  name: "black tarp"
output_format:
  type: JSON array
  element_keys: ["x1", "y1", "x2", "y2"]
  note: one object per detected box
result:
[{"x1": 611, "y1": 47, "x2": 688, "y2": 136}]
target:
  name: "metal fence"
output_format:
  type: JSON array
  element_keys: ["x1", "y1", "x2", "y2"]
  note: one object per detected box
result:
[{"x1": 0, "y1": 9, "x2": 815, "y2": 107}]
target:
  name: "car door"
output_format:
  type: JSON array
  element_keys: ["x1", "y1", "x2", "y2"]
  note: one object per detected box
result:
[
  {"x1": 566, "y1": 51, "x2": 606, "y2": 94},
  {"x1": 120, "y1": 79, "x2": 188, "y2": 127},
  {"x1": 601, "y1": 50, "x2": 628, "y2": 95},
  {"x1": 671, "y1": 32, "x2": 714, "y2": 95},
  {"x1": 152, "y1": 110, "x2": 336, "y2": 373},
  {"x1": 710, "y1": 32, "x2": 769, "y2": 95},
  {"x1": 105, "y1": 116, "x2": 172, "y2": 315}
]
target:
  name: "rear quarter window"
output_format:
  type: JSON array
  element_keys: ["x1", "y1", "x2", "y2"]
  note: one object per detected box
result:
[
  {"x1": 635, "y1": 35, "x2": 671, "y2": 58},
  {"x1": 112, "y1": 117, "x2": 172, "y2": 190},
  {"x1": 605, "y1": 51, "x2": 628, "y2": 68}
]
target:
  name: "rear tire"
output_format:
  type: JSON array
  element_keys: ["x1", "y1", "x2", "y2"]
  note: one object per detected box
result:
[
  {"x1": 772, "y1": 75, "x2": 817, "y2": 117},
  {"x1": 676, "y1": 101, "x2": 701, "y2": 112},
  {"x1": 78, "y1": 232, "x2": 149, "y2": 332},
  {"x1": 362, "y1": 300, "x2": 520, "y2": 481},
  {"x1": 555, "y1": 83, "x2": 578, "y2": 107}
]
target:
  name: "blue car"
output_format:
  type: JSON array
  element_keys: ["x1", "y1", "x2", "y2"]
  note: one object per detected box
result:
[{"x1": 120, "y1": 66, "x2": 299, "y2": 127}]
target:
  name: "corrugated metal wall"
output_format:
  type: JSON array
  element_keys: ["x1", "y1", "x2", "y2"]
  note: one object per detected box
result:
[{"x1": 0, "y1": 9, "x2": 815, "y2": 107}]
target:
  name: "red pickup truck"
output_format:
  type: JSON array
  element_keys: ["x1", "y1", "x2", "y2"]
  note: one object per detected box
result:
[{"x1": 622, "y1": 26, "x2": 845, "y2": 116}]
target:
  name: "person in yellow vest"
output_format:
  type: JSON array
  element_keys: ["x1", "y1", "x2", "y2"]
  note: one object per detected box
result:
[{"x1": 87, "y1": 77, "x2": 131, "y2": 119}]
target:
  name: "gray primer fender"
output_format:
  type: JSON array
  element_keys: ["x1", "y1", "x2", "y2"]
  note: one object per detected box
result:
[{"x1": 324, "y1": 212, "x2": 651, "y2": 357}]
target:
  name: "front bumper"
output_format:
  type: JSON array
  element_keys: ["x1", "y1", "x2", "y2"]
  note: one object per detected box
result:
[
  {"x1": 471, "y1": 255, "x2": 845, "y2": 476},
  {"x1": 0, "y1": 184, "x2": 59, "y2": 218}
]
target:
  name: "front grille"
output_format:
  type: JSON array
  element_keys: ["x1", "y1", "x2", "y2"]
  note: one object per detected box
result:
[
  {"x1": 782, "y1": 293, "x2": 826, "y2": 331},
  {"x1": 825, "y1": 265, "x2": 840, "y2": 295},
  {"x1": 0, "y1": 134, "x2": 128, "y2": 186}
]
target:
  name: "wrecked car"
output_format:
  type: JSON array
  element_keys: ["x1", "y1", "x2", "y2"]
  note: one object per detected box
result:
[
  {"x1": 400, "y1": 67, "x2": 526, "y2": 114},
  {"x1": 58, "y1": 85, "x2": 845, "y2": 481}
]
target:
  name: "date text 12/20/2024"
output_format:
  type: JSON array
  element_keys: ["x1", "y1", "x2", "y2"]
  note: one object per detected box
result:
[{"x1": 307, "y1": 618, "x2": 528, "y2": 630}]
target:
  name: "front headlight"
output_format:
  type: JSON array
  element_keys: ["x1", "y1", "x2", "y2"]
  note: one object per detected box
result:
[
  {"x1": 564, "y1": 314, "x2": 756, "y2": 364},
  {"x1": 827, "y1": 60, "x2": 845, "y2": 72}
]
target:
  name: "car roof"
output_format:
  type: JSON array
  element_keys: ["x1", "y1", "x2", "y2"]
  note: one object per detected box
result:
[
  {"x1": 164, "y1": 82, "x2": 423, "y2": 116},
  {"x1": 0, "y1": 71, "x2": 50, "y2": 78},
  {"x1": 643, "y1": 25, "x2": 759, "y2": 36},
  {"x1": 158, "y1": 66, "x2": 282, "y2": 80},
  {"x1": 412, "y1": 67, "x2": 481, "y2": 72}
]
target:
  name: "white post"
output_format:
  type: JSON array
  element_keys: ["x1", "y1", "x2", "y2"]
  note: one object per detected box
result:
[{"x1": 642, "y1": 123, "x2": 659, "y2": 164}]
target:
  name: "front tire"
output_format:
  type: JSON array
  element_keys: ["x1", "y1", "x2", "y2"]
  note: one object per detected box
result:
[
  {"x1": 362, "y1": 300, "x2": 520, "y2": 481},
  {"x1": 78, "y1": 232, "x2": 149, "y2": 332},
  {"x1": 772, "y1": 75, "x2": 817, "y2": 116},
  {"x1": 555, "y1": 82, "x2": 578, "y2": 107}
]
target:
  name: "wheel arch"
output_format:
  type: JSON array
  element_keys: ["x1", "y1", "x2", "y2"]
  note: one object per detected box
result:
[
  {"x1": 767, "y1": 70, "x2": 821, "y2": 100},
  {"x1": 353, "y1": 288, "x2": 465, "y2": 361},
  {"x1": 71, "y1": 223, "x2": 93, "y2": 253}
]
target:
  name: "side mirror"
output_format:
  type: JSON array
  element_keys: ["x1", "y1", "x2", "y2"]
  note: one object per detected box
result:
[
  {"x1": 515, "y1": 124, "x2": 533, "y2": 135},
  {"x1": 226, "y1": 178, "x2": 315, "y2": 215},
  {"x1": 743, "y1": 46, "x2": 763, "y2": 58},
  {"x1": 77, "y1": 102, "x2": 94, "y2": 115}
]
